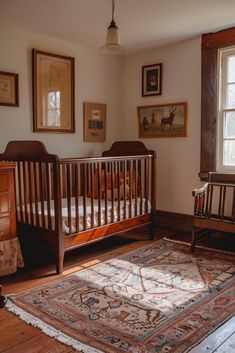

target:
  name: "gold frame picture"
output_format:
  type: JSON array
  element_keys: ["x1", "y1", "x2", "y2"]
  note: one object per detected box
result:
[
  {"x1": 83, "y1": 102, "x2": 106, "y2": 142},
  {"x1": 33, "y1": 49, "x2": 75, "y2": 133},
  {"x1": 138, "y1": 102, "x2": 188, "y2": 138},
  {"x1": 0, "y1": 71, "x2": 19, "y2": 107}
]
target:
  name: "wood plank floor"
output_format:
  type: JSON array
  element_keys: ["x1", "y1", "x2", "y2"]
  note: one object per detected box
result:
[{"x1": 0, "y1": 229, "x2": 234, "y2": 353}]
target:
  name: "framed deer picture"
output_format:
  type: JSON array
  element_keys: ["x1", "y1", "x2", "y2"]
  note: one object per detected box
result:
[{"x1": 137, "y1": 102, "x2": 187, "y2": 138}]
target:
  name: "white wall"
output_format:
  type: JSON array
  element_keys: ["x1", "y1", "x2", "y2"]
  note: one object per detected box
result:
[
  {"x1": 0, "y1": 25, "x2": 122, "y2": 157},
  {"x1": 0, "y1": 26, "x2": 202, "y2": 215},
  {"x1": 122, "y1": 37, "x2": 202, "y2": 215}
]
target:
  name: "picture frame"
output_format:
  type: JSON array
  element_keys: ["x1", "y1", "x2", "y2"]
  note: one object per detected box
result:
[
  {"x1": 142, "y1": 63, "x2": 162, "y2": 97},
  {"x1": 0, "y1": 71, "x2": 19, "y2": 107},
  {"x1": 137, "y1": 102, "x2": 188, "y2": 138},
  {"x1": 83, "y1": 102, "x2": 106, "y2": 142},
  {"x1": 32, "y1": 49, "x2": 75, "y2": 133}
]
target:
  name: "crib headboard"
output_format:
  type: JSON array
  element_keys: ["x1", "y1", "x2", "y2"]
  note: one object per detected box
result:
[
  {"x1": 0, "y1": 140, "x2": 59, "y2": 163},
  {"x1": 102, "y1": 141, "x2": 155, "y2": 157}
]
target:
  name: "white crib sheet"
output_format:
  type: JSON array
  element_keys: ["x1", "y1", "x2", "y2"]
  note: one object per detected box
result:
[{"x1": 18, "y1": 197, "x2": 151, "y2": 235}]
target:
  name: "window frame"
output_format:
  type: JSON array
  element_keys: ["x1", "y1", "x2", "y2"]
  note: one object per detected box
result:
[
  {"x1": 200, "y1": 26, "x2": 235, "y2": 182},
  {"x1": 217, "y1": 46, "x2": 235, "y2": 172}
]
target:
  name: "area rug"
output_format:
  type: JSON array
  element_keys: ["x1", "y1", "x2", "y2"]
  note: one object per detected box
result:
[{"x1": 6, "y1": 238, "x2": 235, "y2": 353}]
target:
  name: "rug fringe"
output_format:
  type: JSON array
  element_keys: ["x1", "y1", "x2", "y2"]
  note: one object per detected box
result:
[
  {"x1": 163, "y1": 237, "x2": 235, "y2": 255},
  {"x1": 5, "y1": 299, "x2": 104, "y2": 353}
]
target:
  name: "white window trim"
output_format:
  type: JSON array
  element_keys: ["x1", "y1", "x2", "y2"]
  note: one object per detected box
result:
[{"x1": 216, "y1": 46, "x2": 235, "y2": 172}]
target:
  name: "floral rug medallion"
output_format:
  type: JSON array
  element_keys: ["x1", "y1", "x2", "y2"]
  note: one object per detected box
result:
[{"x1": 6, "y1": 239, "x2": 235, "y2": 353}]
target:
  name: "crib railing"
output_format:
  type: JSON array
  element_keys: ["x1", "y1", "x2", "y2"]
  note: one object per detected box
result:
[
  {"x1": 60, "y1": 154, "x2": 154, "y2": 235},
  {"x1": 15, "y1": 161, "x2": 58, "y2": 231},
  {"x1": 13, "y1": 154, "x2": 154, "y2": 236}
]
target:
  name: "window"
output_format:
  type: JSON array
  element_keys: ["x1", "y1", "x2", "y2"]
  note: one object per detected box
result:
[
  {"x1": 217, "y1": 47, "x2": 235, "y2": 171},
  {"x1": 200, "y1": 26, "x2": 235, "y2": 182},
  {"x1": 43, "y1": 90, "x2": 61, "y2": 127}
]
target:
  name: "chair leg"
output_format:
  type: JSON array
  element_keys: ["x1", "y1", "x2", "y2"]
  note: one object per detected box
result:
[
  {"x1": 191, "y1": 227, "x2": 197, "y2": 252},
  {"x1": 0, "y1": 285, "x2": 6, "y2": 309}
]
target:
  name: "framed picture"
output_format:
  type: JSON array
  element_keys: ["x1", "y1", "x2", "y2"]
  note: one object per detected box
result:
[
  {"x1": 0, "y1": 71, "x2": 19, "y2": 107},
  {"x1": 83, "y1": 102, "x2": 106, "y2": 142},
  {"x1": 33, "y1": 49, "x2": 75, "y2": 133},
  {"x1": 142, "y1": 63, "x2": 162, "y2": 97},
  {"x1": 138, "y1": 102, "x2": 187, "y2": 138}
]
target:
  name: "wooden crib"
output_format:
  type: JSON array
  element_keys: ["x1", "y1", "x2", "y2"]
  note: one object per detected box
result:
[{"x1": 0, "y1": 140, "x2": 156, "y2": 273}]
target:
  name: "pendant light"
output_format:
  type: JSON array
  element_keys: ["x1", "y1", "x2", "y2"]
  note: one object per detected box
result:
[{"x1": 101, "y1": 0, "x2": 125, "y2": 55}]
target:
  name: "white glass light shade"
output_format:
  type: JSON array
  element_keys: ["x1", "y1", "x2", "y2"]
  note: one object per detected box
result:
[{"x1": 101, "y1": 21, "x2": 125, "y2": 55}]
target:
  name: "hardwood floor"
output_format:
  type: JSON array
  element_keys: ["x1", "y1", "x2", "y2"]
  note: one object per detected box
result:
[{"x1": 0, "y1": 228, "x2": 234, "y2": 353}]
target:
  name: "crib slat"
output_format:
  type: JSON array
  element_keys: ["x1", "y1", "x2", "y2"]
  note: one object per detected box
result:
[
  {"x1": 46, "y1": 163, "x2": 52, "y2": 230},
  {"x1": 28, "y1": 162, "x2": 33, "y2": 224},
  {"x1": 22, "y1": 162, "x2": 29, "y2": 224},
  {"x1": 134, "y1": 160, "x2": 137, "y2": 217},
  {"x1": 33, "y1": 162, "x2": 40, "y2": 227},
  {"x1": 90, "y1": 163, "x2": 94, "y2": 229},
  {"x1": 39, "y1": 162, "x2": 45, "y2": 228},
  {"x1": 117, "y1": 161, "x2": 121, "y2": 221},
  {"x1": 96, "y1": 163, "x2": 100, "y2": 227},
  {"x1": 138, "y1": 160, "x2": 143, "y2": 215},
  {"x1": 123, "y1": 160, "x2": 127, "y2": 219},
  {"x1": 83, "y1": 163, "x2": 87, "y2": 231},
  {"x1": 145, "y1": 159, "x2": 149, "y2": 213},
  {"x1": 104, "y1": 162, "x2": 108, "y2": 224},
  {"x1": 66, "y1": 164, "x2": 72, "y2": 234},
  {"x1": 129, "y1": 160, "x2": 132, "y2": 218},
  {"x1": 110, "y1": 161, "x2": 114, "y2": 223},
  {"x1": 74, "y1": 163, "x2": 80, "y2": 232}
]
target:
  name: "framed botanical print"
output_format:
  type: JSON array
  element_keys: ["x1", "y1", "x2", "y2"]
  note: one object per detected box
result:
[
  {"x1": 83, "y1": 102, "x2": 106, "y2": 142},
  {"x1": 142, "y1": 63, "x2": 162, "y2": 97},
  {"x1": 0, "y1": 71, "x2": 19, "y2": 107},
  {"x1": 33, "y1": 49, "x2": 75, "y2": 132}
]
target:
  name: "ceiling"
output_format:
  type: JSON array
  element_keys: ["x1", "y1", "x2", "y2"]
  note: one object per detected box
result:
[{"x1": 1, "y1": 0, "x2": 235, "y2": 53}]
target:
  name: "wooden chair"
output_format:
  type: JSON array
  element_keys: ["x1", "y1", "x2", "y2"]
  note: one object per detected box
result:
[{"x1": 191, "y1": 173, "x2": 235, "y2": 251}]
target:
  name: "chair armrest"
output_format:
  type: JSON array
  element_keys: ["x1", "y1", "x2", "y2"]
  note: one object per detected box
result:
[{"x1": 192, "y1": 183, "x2": 209, "y2": 197}]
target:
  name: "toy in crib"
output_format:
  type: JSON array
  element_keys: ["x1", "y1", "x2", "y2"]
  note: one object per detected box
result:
[{"x1": 107, "y1": 178, "x2": 130, "y2": 201}]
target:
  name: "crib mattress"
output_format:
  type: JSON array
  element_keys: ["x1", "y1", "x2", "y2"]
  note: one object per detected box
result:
[{"x1": 18, "y1": 197, "x2": 151, "y2": 235}]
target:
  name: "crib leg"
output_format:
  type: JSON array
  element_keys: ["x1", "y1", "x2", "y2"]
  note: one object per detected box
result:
[
  {"x1": 149, "y1": 223, "x2": 156, "y2": 240},
  {"x1": 56, "y1": 251, "x2": 65, "y2": 274},
  {"x1": 191, "y1": 227, "x2": 196, "y2": 252}
]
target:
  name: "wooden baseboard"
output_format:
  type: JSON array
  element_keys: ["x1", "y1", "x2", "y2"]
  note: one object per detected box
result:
[{"x1": 154, "y1": 210, "x2": 193, "y2": 233}]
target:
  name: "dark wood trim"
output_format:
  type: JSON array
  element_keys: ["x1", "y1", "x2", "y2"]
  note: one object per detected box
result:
[
  {"x1": 202, "y1": 27, "x2": 235, "y2": 49},
  {"x1": 154, "y1": 210, "x2": 193, "y2": 233},
  {"x1": 200, "y1": 26, "x2": 235, "y2": 182},
  {"x1": 199, "y1": 171, "x2": 235, "y2": 183}
]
